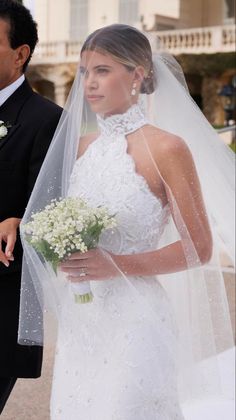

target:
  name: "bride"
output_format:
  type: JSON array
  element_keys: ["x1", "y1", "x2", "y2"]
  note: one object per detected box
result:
[{"x1": 18, "y1": 25, "x2": 234, "y2": 419}]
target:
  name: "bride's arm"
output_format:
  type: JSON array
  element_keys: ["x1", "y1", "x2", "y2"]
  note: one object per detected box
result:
[{"x1": 113, "y1": 136, "x2": 213, "y2": 276}]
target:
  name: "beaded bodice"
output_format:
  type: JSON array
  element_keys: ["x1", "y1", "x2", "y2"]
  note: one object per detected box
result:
[{"x1": 68, "y1": 104, "x2": 170, "y2": 254}]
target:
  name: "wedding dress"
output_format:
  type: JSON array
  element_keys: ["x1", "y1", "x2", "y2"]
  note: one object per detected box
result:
[
  {"x1": 18, "y1": 48, "x2": 234, "y2": 419},
  {"x1": 50, "y1": 104, "x2": 185, "y2": 420}
]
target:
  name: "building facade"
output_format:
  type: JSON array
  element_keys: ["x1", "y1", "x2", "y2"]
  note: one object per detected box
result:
[
  {"x1": 24, "y1": 0, "x2": 235, "y2": 125},
  {"x1": 25, "y1": 0, "x2": 235, "y2": 40}
]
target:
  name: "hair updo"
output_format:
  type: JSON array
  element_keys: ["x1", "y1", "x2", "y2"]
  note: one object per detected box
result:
[{"x1": 81, "y1": 24, "x2": 156, "y2": 95}]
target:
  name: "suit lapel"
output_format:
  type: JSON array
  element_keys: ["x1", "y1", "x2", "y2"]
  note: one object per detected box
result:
[
  {"x1": 0, "y1": 80, "x2": 33, "y2": 152},
  {"x1": 0, "y1": 123, "x2": 21, "y2": 151}
]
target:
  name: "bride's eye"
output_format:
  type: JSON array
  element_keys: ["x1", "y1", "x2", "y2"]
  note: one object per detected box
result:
[
  {"x1": 97, "y1": 67, "x2": 109, "y2": 74},
  {"x1": 79, "y1": 67, "x2": 87, "y2": 76}
]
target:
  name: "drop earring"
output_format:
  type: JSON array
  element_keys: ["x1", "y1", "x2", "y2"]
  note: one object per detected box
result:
[{"x1": 131, "y1": 82, "x2": 137, "y2": 96}]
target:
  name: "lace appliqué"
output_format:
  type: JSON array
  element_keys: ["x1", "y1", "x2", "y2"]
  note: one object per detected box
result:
[{"x1": 97, "y1": 103, "x2": 148, "y2": 138}]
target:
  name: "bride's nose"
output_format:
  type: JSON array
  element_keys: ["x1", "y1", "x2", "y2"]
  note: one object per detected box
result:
[{"x1": 85, "y1": 72, "x2": 98, "y2": 90}]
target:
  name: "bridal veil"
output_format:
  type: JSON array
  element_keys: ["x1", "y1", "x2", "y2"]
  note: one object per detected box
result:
[{"x1": 18, "y1": 24, "x2": 235, "y2": 406}]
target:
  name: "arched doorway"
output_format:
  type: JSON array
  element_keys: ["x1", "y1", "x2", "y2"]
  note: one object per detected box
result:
[{"x1": 32, "y1": 79, "x2": 55, "y2": 102}]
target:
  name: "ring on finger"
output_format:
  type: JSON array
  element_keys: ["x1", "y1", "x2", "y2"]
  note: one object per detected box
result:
[{"x1": 79, "y1": 268, "x2": 87, "y2": 277}]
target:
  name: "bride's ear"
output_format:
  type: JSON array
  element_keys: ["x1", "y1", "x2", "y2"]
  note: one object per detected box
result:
[{"x1": 133, "y1": 66, "x2": 145, "y2": 87}]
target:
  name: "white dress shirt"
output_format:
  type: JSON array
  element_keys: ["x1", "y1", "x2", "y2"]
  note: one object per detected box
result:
[{"x1": 0, "y1": 75, "x2": 25, "y2": 107}]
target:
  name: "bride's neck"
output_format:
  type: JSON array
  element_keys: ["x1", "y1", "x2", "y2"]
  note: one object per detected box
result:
[{"x1": 102, "y1": 99, "x2": 139, "y2": 119}]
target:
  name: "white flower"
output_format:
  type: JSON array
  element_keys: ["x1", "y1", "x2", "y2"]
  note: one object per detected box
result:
[
  {"x1": 22, "y1": 197, "x2": 117, "y2": 304},
  {"x1": 0, "y1": 121, "x2": 10, "y2": 139}
]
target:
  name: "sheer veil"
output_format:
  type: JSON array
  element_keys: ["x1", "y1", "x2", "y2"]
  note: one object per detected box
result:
[{"x1": 18, "y1": 26, "x2": 235, "y2": 407}]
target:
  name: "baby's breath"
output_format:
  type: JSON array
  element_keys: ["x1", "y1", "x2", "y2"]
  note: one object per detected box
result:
[{"x1": 22, "y1": 197, "x2": 116, "y2": 271}]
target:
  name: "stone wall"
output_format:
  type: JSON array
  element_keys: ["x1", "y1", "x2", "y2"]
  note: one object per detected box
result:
[{"x1": 26, "y1": 52, "x2": 235, "y2": 125}]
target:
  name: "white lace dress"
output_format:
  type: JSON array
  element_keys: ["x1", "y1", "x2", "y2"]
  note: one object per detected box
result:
[{"x1": 50, "y1": 105, "x2": 184, "y2": 420}]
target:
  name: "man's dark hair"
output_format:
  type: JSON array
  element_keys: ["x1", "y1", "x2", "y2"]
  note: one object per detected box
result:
[{"x1": 0, "y1": 0, "x2": 38, "y2": 72}]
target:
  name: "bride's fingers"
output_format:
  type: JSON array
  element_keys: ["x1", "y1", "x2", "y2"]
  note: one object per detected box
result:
[
  {"x1": 68, "y1": 249, "x2": 103, "y2": 260},
  {"x1": 67, "y1": 251, "x2": 93, "y2": 260},
  {"x1": 60, "y1": 260, "x2": 88, "y2": 268},
  {"x1": 61, "y1": 250, "x2": 105, "y2": 268}
]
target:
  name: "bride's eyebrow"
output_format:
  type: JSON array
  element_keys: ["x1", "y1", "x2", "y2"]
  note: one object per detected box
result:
[
  {"x1": 94, "y1": 65, "x2": 112, "y2": 69},
  {"x1": 79, "y1": 64, "x2": 112, "y2": 72}
]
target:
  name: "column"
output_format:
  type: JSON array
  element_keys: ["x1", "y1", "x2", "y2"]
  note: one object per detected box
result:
[{"x1": 54, "y1": 83, "x2": 67, "y2": 107}]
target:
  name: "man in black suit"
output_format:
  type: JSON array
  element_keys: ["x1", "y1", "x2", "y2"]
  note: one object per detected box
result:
[{"x1": 0, "y1": 0, "x2": 62, "y2": 413}]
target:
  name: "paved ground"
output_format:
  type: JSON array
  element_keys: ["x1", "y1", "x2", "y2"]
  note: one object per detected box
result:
[
  {"x1": 1, "y1": 273, "x2": 235, "y2": 420},
  {"x1": 1, "y1": 346, "x2": 54, "y2": 420},
  {"x1": 1, "y1": 315, "x2": 57, "y2": 420}
]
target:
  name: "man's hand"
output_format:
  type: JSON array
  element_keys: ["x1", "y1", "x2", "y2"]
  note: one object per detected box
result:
[{"x1": 0, "y1": 218, "x2": 21, "y2": 267}]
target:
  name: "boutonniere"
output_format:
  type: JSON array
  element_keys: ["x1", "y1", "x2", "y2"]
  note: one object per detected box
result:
[{"x1": 0, "y1": 120, "x2": 12, "y2": 139}]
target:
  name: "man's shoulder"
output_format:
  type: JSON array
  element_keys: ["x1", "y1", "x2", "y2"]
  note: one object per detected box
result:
[
  {"x1": 19, "y1": 89, "x2": 63, "y2": 128},
  {"x1": 29, "y1": 90, "x2": 63, "y2": 116},
  {"x1": 17, "y1": 79, "x2": 62, "y2": 117}
]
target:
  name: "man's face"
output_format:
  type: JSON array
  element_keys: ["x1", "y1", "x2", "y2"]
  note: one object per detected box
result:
[{"x1": 0, "y1": 18, "x2": 21, "y2": 90}]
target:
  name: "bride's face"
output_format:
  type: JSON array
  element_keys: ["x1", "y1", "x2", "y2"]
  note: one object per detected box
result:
[{"x1": 80, "y1": 50, "x2": 139, "y2": 117}]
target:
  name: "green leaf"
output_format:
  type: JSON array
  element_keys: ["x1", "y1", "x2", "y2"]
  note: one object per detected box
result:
[{"x1": 26, "y1": 238, "x2": 60, "y2": 271}]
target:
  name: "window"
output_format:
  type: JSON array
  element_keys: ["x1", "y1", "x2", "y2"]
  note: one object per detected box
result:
[
  {"x1": 224, "y1": 0, "x2": 235, "y2": 24},
  {"x1": 70, "y1": 0, "x2": 88, "y2": 41},
  {"x1": 119, "y1": 0, "x2": 139, "y2": 25}
]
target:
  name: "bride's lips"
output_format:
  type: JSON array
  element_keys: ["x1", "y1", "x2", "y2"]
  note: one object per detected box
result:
[{"x1": 87, "y1": 95, "x2": 104, "y2": 102}]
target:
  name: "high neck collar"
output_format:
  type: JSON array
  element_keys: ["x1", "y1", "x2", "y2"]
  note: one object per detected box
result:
[{"x1": 97, "y1": 103, "x2": 148, "y2": 137}]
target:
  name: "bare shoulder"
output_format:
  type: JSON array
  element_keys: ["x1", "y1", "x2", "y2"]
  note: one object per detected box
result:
[
  {"x1": 141, "y1": 125, "x2": 193, "y2": 172},
  {"x1": 141, "y1": 125, "x2": 188, "y2": 154},
  {"x1": 77, "y1": 132, "x2": 99, "y2": 158}
]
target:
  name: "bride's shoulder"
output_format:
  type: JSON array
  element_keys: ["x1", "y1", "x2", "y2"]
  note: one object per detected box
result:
[
  {"x1": 142, "y1": 124, "x2": 191, "y2": 162},
  {"x1": 77, "y1": 131, "x2": 99, "y2": 158},
  {"x1": 142, "y1": 124, "x2": 185, "y2": 149},
  {"x1": 140, "y1": 125, "x2": 196, "y2": 182}
]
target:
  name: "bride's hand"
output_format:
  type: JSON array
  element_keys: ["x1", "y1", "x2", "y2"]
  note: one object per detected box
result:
[{"x1": 59, "y1": 248, "x2": 119, "y2": 281}]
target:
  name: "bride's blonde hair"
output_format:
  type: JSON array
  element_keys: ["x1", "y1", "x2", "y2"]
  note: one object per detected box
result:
[{"x1": 81, "y1": 24, "x2": 156, "y2": 94}]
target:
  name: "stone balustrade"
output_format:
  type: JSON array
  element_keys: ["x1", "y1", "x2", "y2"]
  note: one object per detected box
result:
[
  {"x1": 31, "y1": 24, "x2": 235, "y2": 65},
  {"x1": 152, "y1": 24, "x2": 235, "y2": 54},
  {"x1": 32, "y1": 41, "x2": 83, "y2": 64}
]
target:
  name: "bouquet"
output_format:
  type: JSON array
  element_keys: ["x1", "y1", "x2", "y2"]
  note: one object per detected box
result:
[{"x1": 22, "y1": 197, "x2": 116, "y2": 304}]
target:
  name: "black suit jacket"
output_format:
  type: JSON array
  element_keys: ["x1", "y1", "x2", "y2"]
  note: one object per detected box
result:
[{"x1": 0, "y1": 79, "x2": 62, "y2": 377}]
